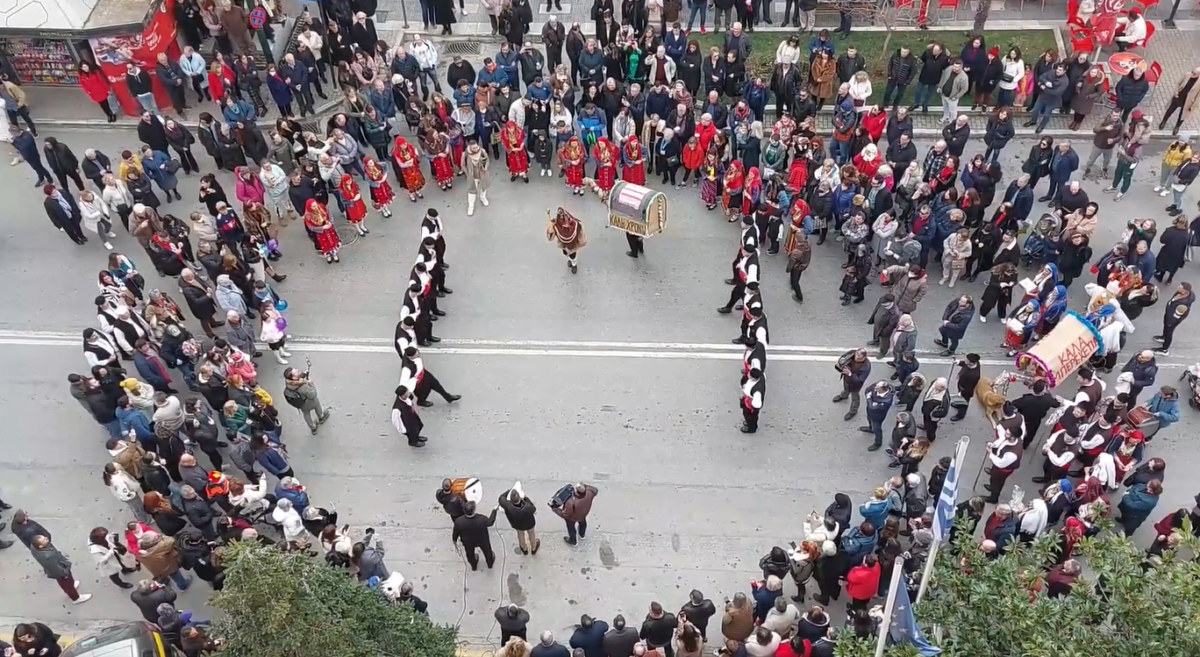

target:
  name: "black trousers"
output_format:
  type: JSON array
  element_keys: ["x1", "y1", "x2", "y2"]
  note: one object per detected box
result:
[
  {"x1": 986, "y1": 467, "x2": 1012, "y2": 503},
  {"x1": 789, "y1": 267, "x2": 803, "y2": 299},
  {"x1": 56, "y1": 169, "x2": 86, "y2": 192},
  {"x1": 174, "y1": 147, "x2": 200, "y2": 174},
  {"x1": 415, "y1": 370, "x2": 451, "y2": 402},
  {"x1": 463, "y1": 542, "x2": 496, "y2": 570},
  {"x1": 726, "y1": 281, "x2": 745, "y2": 309},
  {"x1": 62, "y1": 219, "x2": 87, "y2": 243},
  {"x1": 1161, "y1": 322, "x2": 1179, "y2": 349},
  {"x1": 742, "y1": 404, "x2": 759, "y2": 432},
  {"x1": 626, "y1": 233, "x2": 644, "y2": 256}
]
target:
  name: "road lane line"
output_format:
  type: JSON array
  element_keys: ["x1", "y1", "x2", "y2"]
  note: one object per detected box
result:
[{"x1": 0, "y1": 331, "x2": 1186, "y2": 369}]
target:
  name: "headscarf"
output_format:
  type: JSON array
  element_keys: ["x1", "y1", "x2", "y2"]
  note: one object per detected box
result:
[{"x1": 825, "y1": 492, "x2": 852, "y2": 529}]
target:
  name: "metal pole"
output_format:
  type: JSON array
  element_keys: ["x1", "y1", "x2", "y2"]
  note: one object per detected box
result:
[
  {"x1": 400, "y1": 0, "x2": 410, "y2": 29},
  {"x1": 874, "y1": 555, "x2": 907, "y2": 657},
  {"x1": 1163, "y1": 0, "x2": 1184, "y2": 28}
]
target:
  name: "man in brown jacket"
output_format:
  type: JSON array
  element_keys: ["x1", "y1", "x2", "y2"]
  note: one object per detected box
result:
[
  {"x1": 107, "y1": 437, "x2": 148, "y2": 480},
  {"x1": 785, "y1": 233, "x2": 811, "y2": 302},
  {"x1": 138, "y1": 533, "x2": 192, "y2": 589},
  {"x1": 1160, "y1": 67, "x2": 1200, "y2": 136},
  {"x1": 552, "y1": 483, "x2": 598, "y2": 546}
]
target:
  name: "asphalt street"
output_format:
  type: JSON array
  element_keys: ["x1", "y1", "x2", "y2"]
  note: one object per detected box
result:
[{"x1": 0, "y1": 127, "x2": 1197, "y2": 643}]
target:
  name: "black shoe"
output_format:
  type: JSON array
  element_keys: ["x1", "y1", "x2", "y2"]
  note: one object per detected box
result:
[
  {"x1": 436, "y1": 290, "x2": 446, "y2": 298},
  {"x1": 563, "y1": 536, "x2": 577, "y2": 546},
  {"x1": 442, "y1": 287, "x2": 454, "y2": 294},
  {"x1": 1022, "y1": 120, "x2": 1037, "y2": 127},
  {"x1": 867, "y1": 443, "x2": 882, "y2": 452},
  {"x1": 866, "y1": 339, "x2": 880, "y2": 346},
  {"x1": 858, "y1": 426, "x2": 873, "y2": 433},
  {"x1": 0, "y1": 500, "x2": 12, "y2": 511},
  {"x1": 724, "y1": 278, "x2": 737, "y2": 285},
  {"x1": 1031, "y1": 476, "x2": 1047, "y2": 483},
  {"x1": 272, "y1": 274, "x2": 288, "y2": 282},
  {"x1": 115, "y1": 580, "x2": 134, "y2": 589},
  {"x1": 1037, "y1": 195, "x2": 1053, "y2": 203},
  {"x1": 417, "y1": 400, "x2": 434, "y2": 407},
  {"x1": 717, "y1": 305, "x2": 733, "y2": 314},
  {"x1": 626, "y1": 250, "x2": 638, "y2": 258},
  {"x1": 739, "y1": 424, "x2": 756, "y2": 433},
  {"x1": 428, "y1": 336, "x2": 442, "y2": 343},
  {"x1": 444, "y1": 394, "x2": 462, "y2": 403},
  {"x1": 982, "y1": 484, "x2": 993, "y2": 492},
  {"x1": 732, "y1": 337, "x2": 747, "y2": 345},
  {"x1": 432, "y1": 309, "x2": 446, "y2": 316}
]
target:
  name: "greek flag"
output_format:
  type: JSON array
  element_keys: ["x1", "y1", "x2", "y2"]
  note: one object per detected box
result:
[
  {"x1": 931, "y1": 442, "x2": 963, "y2": 544},
  {"x1": 889, "y1": 578, "x2": 942, "y2": 656}
]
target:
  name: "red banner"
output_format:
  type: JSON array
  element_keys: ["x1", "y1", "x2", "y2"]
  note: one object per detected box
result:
[{"x1": 89, "y1": 0, "x2": 181, "y2": 116}]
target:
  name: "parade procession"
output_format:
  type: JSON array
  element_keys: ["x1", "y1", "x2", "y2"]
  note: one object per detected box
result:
[{"x1": 5, "y1": 8, "x2": 1200, "y2": 657}]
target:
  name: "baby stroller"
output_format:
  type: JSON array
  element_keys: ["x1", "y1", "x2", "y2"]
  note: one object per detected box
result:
[
  {"x1": 1021, "y1": 214, "x2": 1062, "y2": 269},
  {"x1": 1181, "y1": 363, "x2": 1200, "y2": 410}
]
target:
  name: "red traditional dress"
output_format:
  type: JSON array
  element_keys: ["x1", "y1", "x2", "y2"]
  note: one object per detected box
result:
[
  {"x1": 722, "y1": 160, "x2": 745, "y2": 217},
  {"x1": 592, "y1": 138, "x2": 617, "y2": 191},
  {"x1": 364, "y1": 157, "x2": 395, "y2": 213},
  {"x1": 424, "y1": 133, "x2": 455, "y2": 189},
  {"x1": 392, "y1": 136, "x2": 426, "y2": 200},
  {"x1": 742, "y1": 167, "x2": 762, "y2": 216},
  {"x1": 501, "y1": 121, "x2": 530, "y2": 175},
  {"x1": 560, "y1": 137, "x2": 586, "y2": 193},
  {"x1": 620, "y1": 137, "x2": 647, "y2": 185},
  {"x1": 786, "y1": 157, "x2": 808, "y2": 194},
  {"x1": 304, "y1": 199, "x2": 341, "y2": 258},
  {"x1": 339, "y1": 174, "x2": 367, "y2": 224}
]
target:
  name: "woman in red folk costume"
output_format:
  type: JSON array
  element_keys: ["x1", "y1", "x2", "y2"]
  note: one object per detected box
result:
[
  {"x1": 304, "y1": 199, "x2": 341, "y2": 264},
  {"x1": 786, "y1": 154, "x2": 808, "y2": 195},
  {"x1": 742, "y1": 166, "x2": 762, "y2": 218},
  {"x1": 560, "y1": 136, "x2": 586, "y2": 195},
  {"x1": 620, "y1": 137, "x2": 647, "y2": 185},
  {"x1": 592, "y1": 138, "x2": 618, "y2": 191},
  {"x1": 364, "y1": 156, "x2": 395, "y2": 218},
  {"x1": 501, "y1": 121, "x2": 530, "y2": 183},
  {"x1": 722, "y1": 160, "x2": 745, "y2": 221},
  {"x1": 392, "y1": 136, "x2": 426, "y2": 202},
  {"x1": 339, "y1": 174, "x2": 370, "y2": 236},
  {"x1": 424, "y1": 131, "x2": 455, "y2": 191}
]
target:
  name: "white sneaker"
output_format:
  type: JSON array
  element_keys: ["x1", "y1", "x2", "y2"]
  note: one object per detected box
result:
[
  {"x1": 1153, "y1": 185, "x2": 1163, "y2": 193},
  {"x1": 480, "y1": 192, "x2": 489, "y2": 206},
  {"x1": 1159, "y1": 189, "x2": 1170, "y2": 197},
  {"x1": 274, "y1": 352, "x2": 289, "y2": 365},
  {"x1": 73, "y1": 593, "x2": 92, "y2": 604},
  {"x1": 106, "y1": 232, "x2": 117, "y2": 237},
  {"x1": 978, "y1": 315, "x2": 987, "y2": 323},
  {"x1": 104, "y1": 241, "x2": 113, "y2": 250}
]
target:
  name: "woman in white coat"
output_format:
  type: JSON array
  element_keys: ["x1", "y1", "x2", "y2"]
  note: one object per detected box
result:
[
  {"x1": 104, "y1": 462, "x2": 153, "y2": 524},
  {"x1": 88, "y1": 526, "x2": 139, "y2": 589},
  {"x1": 272, "y1": 498, "x2": 316, "y2": 555},
  {"x1": 79, "y1": 190, "x2": 116, "y2": 250},
  {"x1": 100, "y1": 173, "x2": 136, "y2": 232}
]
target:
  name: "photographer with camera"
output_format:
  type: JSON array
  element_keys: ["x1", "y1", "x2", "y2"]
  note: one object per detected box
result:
[{"x1": 283, "y1": 361, "x2": 331, "y2": 435}]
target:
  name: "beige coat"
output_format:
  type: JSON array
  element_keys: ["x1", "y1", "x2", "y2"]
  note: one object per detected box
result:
[
  {"x1": 139, "y1": 536, "x2": 181, "y2": 578},
  {"x1": 464, "y1": 148, "x2": 491, "y2": 194},
  {"x1": 1173, "y1": 74, "x2": 1200, "y2": 120}
]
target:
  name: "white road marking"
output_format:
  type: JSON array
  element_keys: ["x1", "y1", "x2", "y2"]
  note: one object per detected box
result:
[{"x1": 0, "y1": 329, "x2": 1176, "y2": 369}]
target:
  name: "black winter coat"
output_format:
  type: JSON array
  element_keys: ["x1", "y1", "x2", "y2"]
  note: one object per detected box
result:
[
  {"x1": 1157, "y1": 226, "x2": 1190, "y2": 273},
  {"x1": 498, "y1": 493, "x2": 537, "y2": 531}
]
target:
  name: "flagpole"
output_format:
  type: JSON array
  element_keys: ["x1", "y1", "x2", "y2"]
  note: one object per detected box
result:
[
  {"x1": 917, "y1": 437, "x2": 970, "y2": 605},
  {"x1": 874, "y1": 555, "x2": 906, "y2": 657}
]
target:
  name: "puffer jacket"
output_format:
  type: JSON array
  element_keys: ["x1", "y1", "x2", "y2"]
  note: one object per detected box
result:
[{"x1": 886, "y1": 50, "x2": 917, "y2": 86}]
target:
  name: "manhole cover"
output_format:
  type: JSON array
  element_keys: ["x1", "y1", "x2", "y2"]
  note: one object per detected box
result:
[
  {"x1": 443, "y1": 41, "x2": 481, "y2": 55},
  {"x1": 336, "y1": 226, "x2": 362, "y2": 246}
]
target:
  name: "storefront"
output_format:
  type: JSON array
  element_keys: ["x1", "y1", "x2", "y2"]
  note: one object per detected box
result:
[{"x1": 0, "y1": 0, "x2": 179, "y2": 114}]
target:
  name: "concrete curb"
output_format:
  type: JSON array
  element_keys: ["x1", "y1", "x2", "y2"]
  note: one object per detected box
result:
[{"x1": 36, "y1": 96, "x2": 346, "y2": 132}]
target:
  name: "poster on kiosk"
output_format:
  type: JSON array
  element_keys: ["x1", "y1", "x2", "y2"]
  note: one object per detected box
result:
[{"x1": 88, "y1": 0, "x2": 181, "y2": 117}]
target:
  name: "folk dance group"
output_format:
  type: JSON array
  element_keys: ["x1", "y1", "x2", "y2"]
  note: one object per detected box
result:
[
  {"x1": 300, "y1": 153, "x2": 399, "y2": 264},
  {"x1": 723, "y1": 213, "x2": 770, "y2": 434},
  {"x1": 390, "y1": 209, "x2": 462, "y2": 447}
]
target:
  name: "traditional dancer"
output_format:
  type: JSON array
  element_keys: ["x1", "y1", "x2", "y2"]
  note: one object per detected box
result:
[
  {"x1": 560, "y1": 136, "x2": 586, "y2": 195},
  {"x1": 424, "y1": 131, "x2": 455, "y2": 191},
  {"x1": 502, "y1": 121, "x2": 530, "y2": 183},
  {"x1": 742, "y1": 166, "x2": 762, "y2": 219},
  {"x1": 447, "y1": 123, "x2": 466, "y2": 176},
  {"x1": 546, "y1": 207, "x2": 587, "y2": 274},
  {"x1": 421, "y1": 209, "x2": 448, "y2": 270},
  {"x1": 722, "y1": 160, "x2": 745, "y2": 222},
  {"x1": 364, "y1": 156, "x2": 395, "y2": 218},
  {"x1": 304, "y1": 199, "x2": 341, "y2": 264},
  {"x1": 741, "y1": 366, "x2": 765, "y2": 434},
  {"x1": 1034, "y1": 284, "x2": 1068, "y2": 338},
  {"x1": 1003, "y1": 298, "x2": 1040, "y2": 356},
  {"x1": 393, "y1": 136, "x2": 426, "y2": 202},
  {"x1": 391, "y1": 384, "x2": 427, "y2": 447},
  {"x1": 699, "y1": 152, "x2": 723, "y2": 211},
  {"x1": 592, "y1": 137, "x2": 618, "y2": 191},
  {"x1": 620, "y1": 137, "x2": 647, "y2": 185},
  {"x1": 339, "y1": 174, "x2": 369, "y2": 235}
]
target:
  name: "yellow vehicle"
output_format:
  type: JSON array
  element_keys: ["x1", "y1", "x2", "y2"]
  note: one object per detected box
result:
[{"x1": 61, "y1": 622, "x2": 180, "y2": 657}]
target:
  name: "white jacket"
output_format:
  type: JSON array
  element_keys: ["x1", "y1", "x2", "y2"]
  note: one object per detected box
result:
[
  {"x1": 273, "y1": 505, "x2": 307, "y2": 541},
  {"x1": 109, "y1": 470, "x2": 141, "y2": 502},
  {"x1": 80, "y1": 197, "x2": 111, "y2": 234},
  {"x1": 998, "y1": 59, "x2": 1025, "y2": 91},
  {"x1": 89, "y1": 540, "x2": 136, "y2": 577},
  {"x1": 298, "y1": 31, "x2": 324, "y2": 60},
  {"x1": 230, "y1": 480, "x2": 269, "y2": 510},
  {"x1": 409, "y1": 41, "x2": 438, "y2": 70},
  {"x1": 102, "y1": 181, "x2": 135, "y2": 209}
]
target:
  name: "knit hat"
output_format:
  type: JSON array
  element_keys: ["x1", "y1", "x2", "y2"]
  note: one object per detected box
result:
[
  {"x1": 987, "y1": 46, "x2": 999, "y2": 57},
  {"x1": 119, "y1": 378, "x2": 139, "y2": 391},
  {"x1": 1131, "y1": 109, "x2": 1144, "y2": 121}
]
